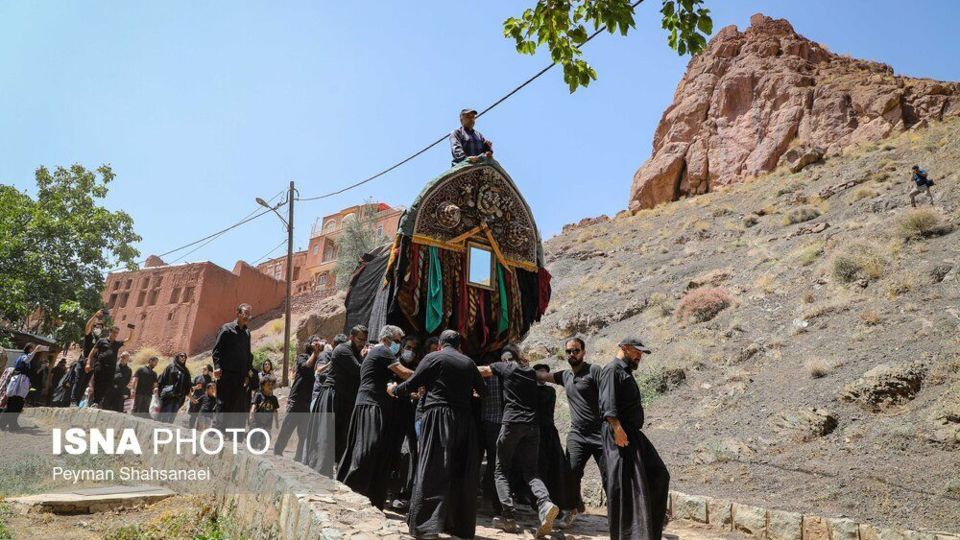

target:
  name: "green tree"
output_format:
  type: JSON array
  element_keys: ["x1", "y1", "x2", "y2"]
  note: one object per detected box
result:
[
  {"x1": 333, "y1": 202, "x2": 390, "y2": 290},
  {"x1": 0, "y1": 164, "x2": 141, "y2": 345},
  {"x1": 505, "y1": 0, "x2": 712, "y2": 92}
]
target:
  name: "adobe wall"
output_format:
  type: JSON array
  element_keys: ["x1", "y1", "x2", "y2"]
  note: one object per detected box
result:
[{"x1": 22, "y1": 407, "x2": 403, "y2": 539}]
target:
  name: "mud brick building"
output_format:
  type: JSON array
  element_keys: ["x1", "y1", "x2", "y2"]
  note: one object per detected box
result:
[
  {"x1": 102, "y1": 255, "x2": 285, "y2": 355},
  {"x1": 256, "y1": 249, "x2": 309, "y2": 295}
]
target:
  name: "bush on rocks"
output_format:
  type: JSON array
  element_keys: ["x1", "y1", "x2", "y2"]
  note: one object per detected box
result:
[
  {"x1": 897, "y1": 209, "x2": 951, "y2": 240},
  {"x1": 676, "y1": 287, "x2": 734, "y2": 323}
]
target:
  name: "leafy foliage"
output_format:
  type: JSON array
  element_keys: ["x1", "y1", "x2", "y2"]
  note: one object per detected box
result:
[
  {"x1": 504, "y1": 0, "x2": 712, "y2": 92},
  {"x1": 333, "y1": 202, "x2": 390, "y2": 290},
  {"x1": 0, "y1": 164, "x2": 140, "y2": 345}
]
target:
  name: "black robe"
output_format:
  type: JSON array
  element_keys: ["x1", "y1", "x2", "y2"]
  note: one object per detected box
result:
[
  {"x1": 304, "y1": 342, "x2": 362, "y2": 475},
  {"x1": 536, "y1": 385, "x2": 578, "y2": 512},
  {"x1": 393, "y1": 347, "x2": 486, "y2": 539}
]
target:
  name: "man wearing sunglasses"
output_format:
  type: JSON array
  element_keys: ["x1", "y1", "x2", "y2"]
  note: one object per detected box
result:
[{"x1": 535, "y1": 337, "x2": 606, "y2": 528}]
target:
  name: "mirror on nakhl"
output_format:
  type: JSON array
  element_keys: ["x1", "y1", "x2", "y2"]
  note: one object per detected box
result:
[{"x1": 466, "y1": 242, "x2": 494, "y2": 290}]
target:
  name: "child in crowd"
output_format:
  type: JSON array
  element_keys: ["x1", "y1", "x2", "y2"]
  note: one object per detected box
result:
[
  {"x1": 197, "y1": 382, "x2": 219, "y2": 431},
  {"x1": 249, "y1": 376, "x2": 279, "y2": 450}
]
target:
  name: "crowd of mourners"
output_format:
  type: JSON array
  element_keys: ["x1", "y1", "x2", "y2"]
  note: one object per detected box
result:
[{"x1": 1, "y1": 301, "x2": 670, "y2": 540}]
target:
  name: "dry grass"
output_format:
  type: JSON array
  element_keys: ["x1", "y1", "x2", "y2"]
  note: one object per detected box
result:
[
  {"x1": 676, "y1": 287, "x2": 735, "y2": 323},
  {"x1": 898, "y1": 209, "x2": 949, "y2": 240},
  {"x1": 802, "y1": 298, "x2": 851, "y2": 320},
  {"x1": 754, "y1": 274, "x2": 776, "y2": 295},
  {"x1": 783, "y1": 206, "x2": 821, "y2": 225},
  {"x1": 852, "y1": 187, "x2": 879, "y2": 201},
  {"x1": 860, "y1": 310, "x2": 883, "y2": 326},
  {"x1": 132, "y1": 346, "x2": 163, "y2": 365},
  {"x1": 793, "y1": 241, "x2": 824, "y2": 267},
  {"x1": 885, "y1": 271, "x2": 916, "y2": 298},
  {"x1": 831, "y1": 242, "x2": 886, "y2": 283},
  {"x1": 648, "y1": 292, "x2": 674, "y2": 317},
  {"x1": 267, "y1": 318, "x2": 285, "y2": 335},
  {"x1": 805, "y1": 358, "x2": 833, "y2": 378}
]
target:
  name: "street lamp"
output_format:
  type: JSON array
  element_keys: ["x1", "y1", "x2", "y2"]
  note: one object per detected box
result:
[{"x1": 257, "y1": 181, "x2": 295, "y2": 387}]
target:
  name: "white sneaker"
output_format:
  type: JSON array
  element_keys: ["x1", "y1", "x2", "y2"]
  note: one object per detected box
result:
[{"x1": 537, "y1": 502, "x2": 560, "y2": 537}]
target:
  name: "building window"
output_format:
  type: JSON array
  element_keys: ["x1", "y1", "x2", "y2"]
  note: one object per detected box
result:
[
  {"x1": 167, "y1": 312, "x2": 173, "y2": 321},
  {"x1": 136, "y1": 291, "x2": 146, "y2": 307},
  {"x1": 293, "y1": 267, "x2": 301, "y2": 281},
  {"x1": 141, "y1": 277, "x2": 150, "y2": 289},
  {"x1": 113, "y1": 281, "x2": 120, "y2": 290},
  {"x1": 169, "y1": 288, "x2": 181, "y2": 304},
  {"x1": 125, "y1": 279, "x2": 132, "y2": 289},
  {"x1": 119, "y1": 292, "x2": 129, "y2": 308},
  {"x1": 312, "y1": 244, "x2": 320, "y2": 255},
  {"x1": 323, "y1": 244, "x2": 337, "y2": 262},
  {"x1": 108, "y1": 294, "x2": 118, "y2": 308},
  {"x1": 183, "y1": 287, "x2": 195, "y2": 302},
  {"x1": 318, "y1": 274, "x2": 327, "y2": 286},
  {"x1": 148, "y1": 290, "x2": 158, "y2": 306},
  {"x1": 376, "y1": 224, "x2": 383, "y2": 240},
  {"x1": 154, "y1": 276, "x2": 163, "y2": 287},
  {"x1": 325, "y1": 220, "x2": 336, "y2": 231}
]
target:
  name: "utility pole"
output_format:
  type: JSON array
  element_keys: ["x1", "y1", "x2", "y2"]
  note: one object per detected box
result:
[{"x1": 281, "y1": 180, "x2": 295, "y2": 388}]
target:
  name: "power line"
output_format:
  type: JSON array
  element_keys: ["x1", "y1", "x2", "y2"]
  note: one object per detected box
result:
[
  {"x1": 296, "y1": 2, "x2": 641, "y2": 202},
  {"x1": 253, "y1": 238, "x2": 289, "y2": 265}
]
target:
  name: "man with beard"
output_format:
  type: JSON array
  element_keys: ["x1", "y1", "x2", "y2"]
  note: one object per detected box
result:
[
  {"x1": 130, "y1": 356, "x2": 159, "y2": 415},
  {"x1": 535, "y1": 337, "x2": 606, "y2": 527},
  {"x1": 338, "y1": 325, "x2": 413, "y2": 509},
  {"x1": 274, "y1": 335, "x2": 324, "y2": 460},
  {"x1": 103, "y1": 351, "x2": 133, "y2": 412},
  {"x1": 306, "y1": 325, "x2": 367, "y2": 475},
  {"x1": 157, "y1": 352, "x2": 192, "y2": 423},
  {"x1": 478, "y1": 347, "x2": 560, "y2": 537},
  {"x1": 388, "y1": 335, "x2": 424, "y2": 511},
  {"x1": 212, "y1": 304, "x2": 253, "y2": 430},
  {"x1": 600, "y1": 337, "x2": 670, "y2": 540},
  {"x1": 387, "y1": 330, "x2": 486, "y2": 540},
  {"x1": 86, "y1": 324, "x2": 133, "y2": 409},
  {"x1": 72, "y1": 310, "x2": 106, "y2": 405}
]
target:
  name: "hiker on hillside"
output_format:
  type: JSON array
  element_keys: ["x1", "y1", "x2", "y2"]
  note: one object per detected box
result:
[
  {"x1": 450, "y1": 108, "x2": 493, "y2": 165},
  {"x1": 535, "y1": 337, "x2": 607, "y2": 527},
  {"x1": 274, "y1": 336, "x2": 324, "y2": 460},
  {"x1": 388, "y1": 330, "x2": 486, "y2": 540},
  {"x1": 337, "y1": 325, "x2": 414, "y2": 510},
  {"x1": 909, "y1": 165, "x2": 936, "y2": 207},
  {"x1": 600, "y1": 337, "x2": 670, "y2": 540},
  {"x1": 478, "y1": 346, "x2": 560, "y2": 537},
  {"x1": 304, "y1": 325, "x2": 367, "y2": 475},
  {"x1": 86, "y1": 323, "x2": 134, "y2": 409},
  {"x1": 130, "y1": 356, "x2": 159, "y2": 415},
  {"x1": 212, "y1": 303, "x2": 254, "y2": 429}
]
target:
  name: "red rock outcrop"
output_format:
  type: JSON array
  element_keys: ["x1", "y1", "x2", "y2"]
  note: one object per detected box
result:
[{"x1": 629, "y1": 13, "x2": 960, "y2": 210}]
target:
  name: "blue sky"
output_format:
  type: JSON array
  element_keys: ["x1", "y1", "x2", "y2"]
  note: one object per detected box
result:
[{"x1": 2, "y1": 1, "x2": 958, "y2": 271}]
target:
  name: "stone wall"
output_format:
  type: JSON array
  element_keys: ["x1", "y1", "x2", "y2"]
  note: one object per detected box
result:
[
  {"x1": 23, "y1": 407, "x2": 404, "y2": 540},
  {"x1": 669, "y1": 490, "x2": 960, "y2": 540}
]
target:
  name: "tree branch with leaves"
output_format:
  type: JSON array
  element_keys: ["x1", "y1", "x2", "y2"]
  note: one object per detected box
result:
[{"x1": 504, "y1": 0, "x2": 712, "y2": 92}]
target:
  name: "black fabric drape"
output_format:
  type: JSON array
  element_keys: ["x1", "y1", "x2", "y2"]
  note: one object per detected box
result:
[
  {"x1": 337, "y1": 403, "x2": 398, "y2": 510},
  {"x1": 303, "y1": 386, "x2": 347, "y2": 475},
  {"x1": 602, "y1": 425, "x2": 670, "y2": 540},
  {"x1": 407, "y1": 407, "x2": 481, "y2": 539},
  {"x1": 343, "y1": 245, "x2": 392, "y2": 333}
]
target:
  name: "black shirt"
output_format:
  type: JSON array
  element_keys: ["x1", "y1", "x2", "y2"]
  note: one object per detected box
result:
[
  {"x1": 133, "y1": 366, "x2": 157, "y2": 396},
  {"x1": 490, "y1": 361, "x2": 538, "y2": 425},
  {"x1": 312, "y1": 350, "x2": 332, "y2": 398},
  {"x1": 321, "y1": 342, "x2": 362, "y2": 397},
  {"x1": 395, "y1": 347, "x2": 486, "y2": 412},
  {"x1": 199, "y1": 394, "x2": 219, "y2": 413},
  {"x1": 212, "y1": 321, "x2": 252, "y2": 375},
  {"x1": 94, "y1": 339, "x2": 124, "y2": 368},
  {"x1": 252, "y1": 392, "x2": 279, "y2": 428},
  {"x1": 287, "y1": 353, "x2": 317, "y2": 410},
  {"x1": 113, "y1": 363, "x2": 132, "y2": 392},
  {"x1": 553, "y1": 363, "x2": 604, "y2": 435},
  {"x1": 600, "y1": 358, "x2": 645, "y2": 432},
  {"x1": 82, "y1": 332, "x2": 97, "y2": 359},
  {"x1": 355, "y1": 345, "x2": 399, "y2": 409},
  {"x1": 537, "y1": 385, "x2": 557, "y2": 427}
]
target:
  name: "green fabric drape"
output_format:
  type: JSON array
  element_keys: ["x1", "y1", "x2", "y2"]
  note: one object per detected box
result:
[
  {"x1": 497, "y1": 263, "x2": 509, "y2": 336},
  {"x1": 426, "y1": 246, "x2": 444, "y2": 332}
]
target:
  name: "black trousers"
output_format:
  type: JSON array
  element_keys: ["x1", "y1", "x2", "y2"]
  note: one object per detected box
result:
[
  {"x1": 132, "y1": 393, "x2": 152, "y2": 414},
  {"x1": 567, "y1": 429, "x2": 608, "y2": 511},
  {"x1": 0, "y1": 396, "x2": 25, "y2": 430},
  {"x1": 71, "y1": 368, "x2": 91, "y2": 404},
  {"x1": 478, "y1": 420, "x2": 503, "y2": 513},
  {"x1": 274, "y1": 403, "x2": 309, "y2": 461},
  {"x1": 91, "y1": 363, "x2": 115, "y2": 406},
  {"x1": 494, "y1": 422, "x2": 552, "y2": 516},
  {"x1": 602, "y1": 424, "x2": 670, "y2": 540}
]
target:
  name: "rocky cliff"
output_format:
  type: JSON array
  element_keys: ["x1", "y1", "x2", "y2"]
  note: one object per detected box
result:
[{"x1": 629, "y1": 13, "x2": 960, "y2": 210}]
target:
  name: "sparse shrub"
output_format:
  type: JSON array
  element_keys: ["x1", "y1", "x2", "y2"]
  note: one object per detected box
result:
[
  {"x1": 754, "y1": 274, "x2": 775, "y2": 294},
  {"x1": 872, "y1": 171, "x2": 890, "y2": 183},
  {"x1": 832, "y1": 243, "x2": 886, "y2": 283},
  {"x1": 852, "y1": 187, "x2": 878, "y2": 201},
  {"x1": 268, "y1": 318, "x2": 285, "y2": 335},
  {"x1": 132, "y1": 346, "x2": 163, "y2": 365},
  {"x1": 648, "y1": 293, "x2": 673, "y2": 317},
  {"x1": 898, "y1": 209, "x2": 950, "y2": 240},
  {"x1": 886, "y1": 272, "x2": 915, "y2": 298},
  {"x1": 796, "y1": 242, "x2": 824, "y2": 266},
  {"x1": 860, "y1": 310, "x2": 883, "y2": 326},
  {"x1": 783, "y1": 206, "x2": 821, "y2": 225},
  {"x1": 805, "y1": 359, "x2": 832, "y2": 379},
  {"x1": 802, "y1": 292, "x2": 815, "y2": 304},
  {"x1": 802, "y1": 298, "x2": 851, "y2": 320},
  {"x1": 676, "y1": 287, "x2": 734, "y2": 323}
]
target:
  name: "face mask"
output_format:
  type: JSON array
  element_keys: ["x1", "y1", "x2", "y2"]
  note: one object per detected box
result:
[
  {"x1": 401, "y1": 349, "x2": 415, "y2": 363},
  {"x1": 93, "y1": 328, "x2": 102, "y2": 337},
  {"x1": 389, "y1": 342, "x2": 401, "y2": 356}
]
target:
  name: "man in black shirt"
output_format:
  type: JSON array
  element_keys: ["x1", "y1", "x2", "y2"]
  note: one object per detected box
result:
[
  {"x1": 274, "y1": 335, "x2": 324, "y2": 460},
  {"x1": 131, "y1": 356, "x2": 159, "y2": 415},
  {"x1": 600, "y1": 337, "x2": 669, "y2": 540},
  {"x1": 86, "y1": 324, "x2": 133, "y2": 408},
  {"x1": 479, "y1": 349, "x2": 559, "y2": 537},
  {"x1": 212, "y1": 303, "x2": 253, "y2": 429},
  {"x1": 72, "y1": 310, "x2": 106, "y2": 405},
  {"x1": 103, "y1": 351, "x2": 133, "y2": 412},
  {"x1": 187, "y1": 365, "x2": 213, "y2": 428},
  {"x1": 389, "y1": 330, "x2": 486, "y2": 540},
  {"x1": 536, "y1": 337, "x2": 607, "y2": 526},
  {"x1": 338, "y1": 325, "x2": 413, "y2": 509}
]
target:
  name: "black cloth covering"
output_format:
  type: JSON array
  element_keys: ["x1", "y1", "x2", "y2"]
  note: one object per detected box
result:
[
  {"x1": 536, "y1": 385, "x2": 578, "y2": 511},
  {"x1": 303, "y1": 342, "x2": 362, "y2": 474},
  {"x1": 336, "y1": 403, "x2": 397, "y2": 509},
  {"x1": 343, "y1": 245, "x2": 391, "y2": 333}
]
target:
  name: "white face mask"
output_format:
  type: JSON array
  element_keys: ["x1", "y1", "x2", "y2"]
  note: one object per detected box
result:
[
  {"x1": 93, "y1": 327, "x2": 102, "y2": 337},
  {"x1": 401, "y1": 349, "x2": 415, "y2": 363}
]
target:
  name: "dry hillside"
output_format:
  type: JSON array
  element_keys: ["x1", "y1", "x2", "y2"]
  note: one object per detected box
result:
[{"x1": 524, "y1": 120, "x2": 960, "y2": 531}]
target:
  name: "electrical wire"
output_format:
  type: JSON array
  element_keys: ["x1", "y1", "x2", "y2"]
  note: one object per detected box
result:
[
  {"x1": 296, "y1": 0, "x2": 643, "y2": 202},
  {"x1": 252, "y1": 238, "x2": 289, "y2": 265}
]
